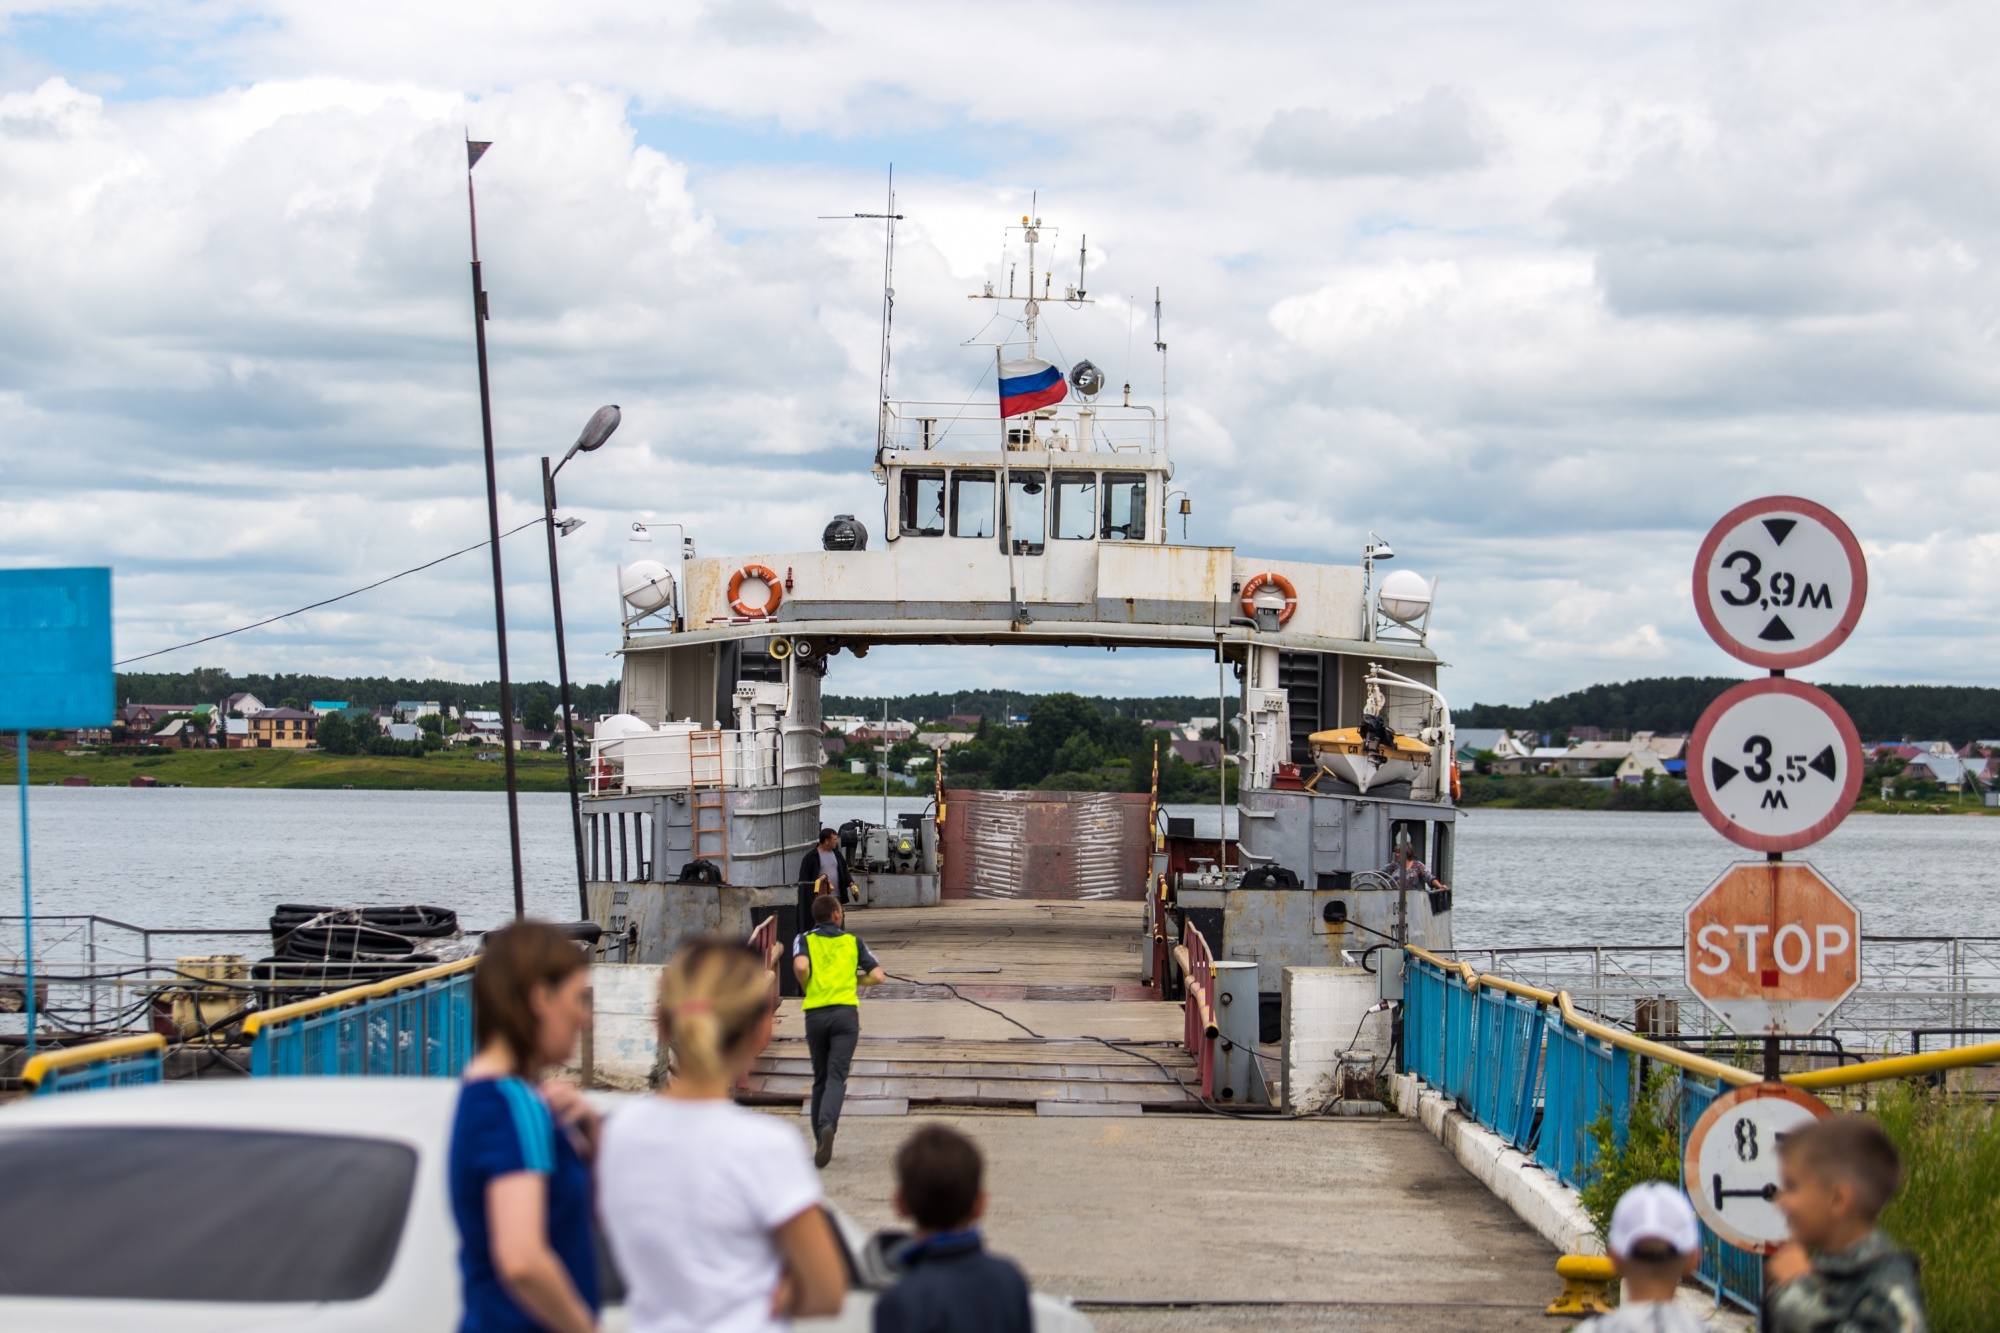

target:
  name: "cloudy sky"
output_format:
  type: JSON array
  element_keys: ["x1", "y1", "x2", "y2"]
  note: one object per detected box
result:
[{"x1": 2, "y1": 1, "x2": 1996, "y2": 708}]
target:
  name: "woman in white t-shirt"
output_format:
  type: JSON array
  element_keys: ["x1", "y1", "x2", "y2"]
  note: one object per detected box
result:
[{"x1": 599, "y1": 938, "x2": 846, "y2": 1332}]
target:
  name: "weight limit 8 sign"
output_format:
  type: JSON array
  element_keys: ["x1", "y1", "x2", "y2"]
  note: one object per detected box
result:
[
  {"x1": 1694, "y1": 496, "x2": 1868, "y2": 670},
  {"x1": 1684, "y1": 1082, "x2": 1834, "y2": 1253},
  {"x1": 1690, "y1": 679, "x2": 1863, "y2": 854}
]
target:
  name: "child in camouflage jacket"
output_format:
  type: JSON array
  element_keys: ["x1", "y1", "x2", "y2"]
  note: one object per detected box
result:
[{"x1": 1765, "y1": 1115, "x2": 1927, "y2": 1333}]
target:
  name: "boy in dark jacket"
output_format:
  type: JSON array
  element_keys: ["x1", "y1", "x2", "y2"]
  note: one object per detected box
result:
[
  {"x1": 875, "y1": 1125, "x2": 1031, "y2": 1333},
  {"x1": 1766, "y1": 1114, "x2": 1927, "y2": 1333}
]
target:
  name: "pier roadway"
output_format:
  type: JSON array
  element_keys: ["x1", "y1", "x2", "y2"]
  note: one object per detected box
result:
[{"x1": 763, "y1": 900, "x2": 1567, "y2": 1328}]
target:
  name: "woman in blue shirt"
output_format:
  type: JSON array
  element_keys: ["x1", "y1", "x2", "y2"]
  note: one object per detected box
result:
[{"x1": 451, "y1": 921, "x2": 600, "y2": 1333}]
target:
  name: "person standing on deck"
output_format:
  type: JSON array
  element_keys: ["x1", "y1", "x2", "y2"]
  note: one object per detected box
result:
[
  {"x1": 1383, "y1": 836, "x2": 1448, "y2": 902},
  {"x1": 797, "y1": 827, "x2": 855, "y2": 953},
  {"x1": 792, "y1": 895, "x2": 886, "y2": 1168}
]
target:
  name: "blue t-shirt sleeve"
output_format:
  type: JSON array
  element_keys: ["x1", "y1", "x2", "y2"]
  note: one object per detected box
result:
[{"x1": 461, "y1": 1078, "x2": 554, "y2": 1183}]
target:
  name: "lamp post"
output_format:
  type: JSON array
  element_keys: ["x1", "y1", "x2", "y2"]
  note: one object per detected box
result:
[
  {"x1": 545, "y1": 406, "x2": 621, "y2": 918},
  {"x1": 463, "y1": 136, "x2": 529, "y2": 919}
]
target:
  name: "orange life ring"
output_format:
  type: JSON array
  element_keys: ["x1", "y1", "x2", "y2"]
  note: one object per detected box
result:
[
  {"x1": 1240, "y1": 572, "x2": 1298, "y2": 626},
  {"x1": 1450, "y1": 763, "x2": 1462, "y2": 803},
  {"x1": 728, "y1": 564, "x2": 783, "y2": 618}
]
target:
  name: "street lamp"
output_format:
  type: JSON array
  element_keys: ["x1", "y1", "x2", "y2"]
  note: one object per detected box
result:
[
  {"x1": 1362, "y1": 532, "x2": 1394, "y2": 643},
  {"x1": 544, "y1": 405, "x2": 621, "y2": 917}
]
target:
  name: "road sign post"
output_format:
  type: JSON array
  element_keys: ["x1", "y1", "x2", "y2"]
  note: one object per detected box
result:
[
  {"x1": 1694, "y1": 496, "x2": 1867, "y2": 670},
  {"x1": 1684, "y1": 1082, "x2": 1834, "y2": 1252},
  {"x1": 1685, "y1": 862, "x2": 1862, "y2": 1034},
  {"x1": 1688, "y1": 678, "x2": 1863, "y2": 854}
]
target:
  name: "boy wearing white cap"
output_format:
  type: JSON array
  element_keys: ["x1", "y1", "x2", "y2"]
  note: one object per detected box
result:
[{"x1": 1576, "y1": 1182, "x2": 1707, "y2": 1332}]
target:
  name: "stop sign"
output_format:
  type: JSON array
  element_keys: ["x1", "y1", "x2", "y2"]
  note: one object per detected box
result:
[{"x1": 1685, "y1": 861, "x2": 1862, "y2": 1034}]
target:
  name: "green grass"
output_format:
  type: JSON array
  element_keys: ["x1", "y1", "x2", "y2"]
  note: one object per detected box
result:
[
  {"x1": 8, "y1": 747, "x2": 577, "y2": 791},
  {"x1": 1873, "y1": 1081, "x2": 2000, "y2": 1333}
]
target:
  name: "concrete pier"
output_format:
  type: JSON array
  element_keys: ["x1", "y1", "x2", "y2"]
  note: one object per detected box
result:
[{"x1": 766, "y1": 900, "x2": 1571, "y2": 1329}]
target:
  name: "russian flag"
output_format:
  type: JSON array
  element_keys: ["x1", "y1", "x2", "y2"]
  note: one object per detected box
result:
[{"x1": 998, "y1": 356, "x2": 1067, "y2": 418}]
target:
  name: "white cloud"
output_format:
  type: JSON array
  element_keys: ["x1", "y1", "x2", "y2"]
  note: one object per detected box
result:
[
  {"x1": 0, "y1": 2, "x2": 1997, "y2": 713},
  {"x1": 1254, "y1": 88, "x2": 1495, "y2": 179}
]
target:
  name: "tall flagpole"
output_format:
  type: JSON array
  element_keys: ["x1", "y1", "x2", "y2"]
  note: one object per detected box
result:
[{"x1": 466, "y1": 137, "x2": 527, "y2": 919}]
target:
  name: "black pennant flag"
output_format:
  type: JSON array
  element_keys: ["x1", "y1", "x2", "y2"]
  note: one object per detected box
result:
[
  {"x1": 1711, "y1": 758, "x2": 1740, "y2": 790},
  {"x1": 1762, "y1": 518, "x2": 1797, "y2": 545},
  {"x1": 467, "y1": 140, "x2": 492, "y2": 169}
]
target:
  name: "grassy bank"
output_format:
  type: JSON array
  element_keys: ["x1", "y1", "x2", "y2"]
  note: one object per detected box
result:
[
  {"x1": 6, "y1": 747, "x2": 577, "y2": 792},
  {"x1": 1875, "y1": 1082, "x2": 2000, "y2": 1333}
]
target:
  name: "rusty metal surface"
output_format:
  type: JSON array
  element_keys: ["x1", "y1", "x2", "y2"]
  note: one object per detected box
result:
[{"x1": 940, "y1": 789, "x2": 1152, "y2": 900}]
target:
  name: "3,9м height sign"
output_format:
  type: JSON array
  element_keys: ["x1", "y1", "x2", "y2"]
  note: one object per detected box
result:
[{"x1": 1693, "y1": 497, "x2": 1867, "y2": 670}]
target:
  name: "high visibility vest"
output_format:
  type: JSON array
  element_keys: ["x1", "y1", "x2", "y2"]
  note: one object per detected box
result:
[{"x1": 802, "y1": 931, "x2": 861, "y2": 1010}]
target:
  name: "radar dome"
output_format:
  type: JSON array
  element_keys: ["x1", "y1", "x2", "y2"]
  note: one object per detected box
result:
[
  {"x1": 619, "y1": 561, "x2": 675, "y2": 613},
  {"x1": 1378, "y1": 569, "x2": 1434, "y2": 626}
]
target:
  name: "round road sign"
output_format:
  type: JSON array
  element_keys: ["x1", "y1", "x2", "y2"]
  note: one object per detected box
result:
[
  {"x1": 1686, "y1": 860, "x2": 1862, "y2": 1035},
  {"x1": 1684, "y1": 1082, "x2": 1833, "y2": 1253},
  {"x1": 1694, "y1": 497, "x2": 1867, "y2": 670},
  {"x1": 1690, "y1": 679, "x2": 1862, "y2": 854}
]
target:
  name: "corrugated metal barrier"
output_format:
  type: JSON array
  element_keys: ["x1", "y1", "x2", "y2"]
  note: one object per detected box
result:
[{"x1": 939, "y1": 789, "x2": 1150, "y2": 900}]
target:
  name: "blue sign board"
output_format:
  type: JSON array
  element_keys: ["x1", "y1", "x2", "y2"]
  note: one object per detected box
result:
[{"x1": 0, "y1": 568, "x2": 113, "y2": 730}]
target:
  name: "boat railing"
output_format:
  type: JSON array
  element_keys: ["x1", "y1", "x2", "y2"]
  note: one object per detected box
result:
[
  {"x1": 243, "y1": 956, "x2": 477, "y2": 1078},
  {"x1": 883, "y1": 400, "x2": 1162, "y2": 456},
  {"x1": 20, "y1": 1033, "x2": 167, "y2": 1096},
  {"x1": 1172, "y1": 922, "x2": 1220, "y2": 1100},
  {"x1": 1401, "y1": 945, "x2": 2000, "y2": 1312}
]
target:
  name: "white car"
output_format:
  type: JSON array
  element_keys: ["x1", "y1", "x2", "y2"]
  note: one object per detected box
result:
[{"x1": 0, "y1": 1080, "x2": 1092, "y2": 1333}]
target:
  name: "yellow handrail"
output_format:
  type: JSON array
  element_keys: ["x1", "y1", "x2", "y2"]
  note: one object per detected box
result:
[
  {"x1": 20, "y1": 1033, "x2": 167, "y2": 1090},
  {"x1": 240, "y1": 956, "x2": 479, "y2": 1040},
  {"x1": 1404, "y1": 946, "x2": 2000, "y2": 1090}
]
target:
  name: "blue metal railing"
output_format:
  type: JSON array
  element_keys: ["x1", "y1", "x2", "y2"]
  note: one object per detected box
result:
[
  {"x1": 1403, "y1": 952, "x2": 1763, "y2": 1311},
  {"x1": 21, "y1": 1034, "x2": 167, "y2": 1095},
  {"x1": 245, "y1": 958, "x2": 476, "y2": 1077}
]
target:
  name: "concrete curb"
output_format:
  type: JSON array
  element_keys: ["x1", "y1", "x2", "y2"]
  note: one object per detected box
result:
[
  {"x1": 1391, "y1": 1071, "x2": 1755, "y2": 1331},
  {"x1": 1390, "y1": 1070, "x2": 1602, "y2": 1256}
]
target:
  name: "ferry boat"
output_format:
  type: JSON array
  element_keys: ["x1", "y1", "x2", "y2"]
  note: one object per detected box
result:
[{"x1": 582, "y1": 209, "x2": 1458, "y2": 1027}]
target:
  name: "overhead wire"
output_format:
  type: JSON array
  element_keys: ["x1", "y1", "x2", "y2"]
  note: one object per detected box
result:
[{"x1": 115, "y1": 518, "x2": 547, "y2": 666}]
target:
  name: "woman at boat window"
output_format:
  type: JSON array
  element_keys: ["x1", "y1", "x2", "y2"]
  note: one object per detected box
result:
[
  {"x1": 450, "y1": 921, "x2": 601, "y2": 1333},
  {"x1": 599, "y1": 938, "x2": 847, "y2": 1333}
]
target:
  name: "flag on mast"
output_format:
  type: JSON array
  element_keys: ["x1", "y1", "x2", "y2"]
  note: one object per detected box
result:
[{"x1": 998, "y1": 356, "x2": 1066, "y2": 418}]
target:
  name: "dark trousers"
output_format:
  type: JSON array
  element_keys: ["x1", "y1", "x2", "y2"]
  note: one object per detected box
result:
[{"x1": 804, "y1": 1004, "x2": 860, "y2": 1136}]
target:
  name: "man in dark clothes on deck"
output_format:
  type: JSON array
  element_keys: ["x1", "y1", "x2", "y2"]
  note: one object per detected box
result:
[
  {"x1": 875, "y1": 1125, "x2": 1031, "y2": 1333},
  {"x1": 796, "y1": 826, "x2": 857, "y2": 969}
]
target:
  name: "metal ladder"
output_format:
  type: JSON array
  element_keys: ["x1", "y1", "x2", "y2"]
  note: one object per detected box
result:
[{"x1": 691, "y1": 789, "x2": 729, "y2": 874}]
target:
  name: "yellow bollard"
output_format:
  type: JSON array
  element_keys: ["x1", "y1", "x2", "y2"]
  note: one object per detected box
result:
[{"x1": 1546, "y1": 1254, "x2": 1616, "y2": 1316}]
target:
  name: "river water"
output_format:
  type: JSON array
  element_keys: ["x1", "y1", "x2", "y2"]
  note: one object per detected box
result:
[{"x1": 7, "y1": 788, "x2": 1997, "y2": 945}]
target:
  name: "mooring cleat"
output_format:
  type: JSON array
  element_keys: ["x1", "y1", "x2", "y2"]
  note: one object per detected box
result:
[{"x1": 1546, "y1": 1254, "x2": 1616, "y2": 1316}]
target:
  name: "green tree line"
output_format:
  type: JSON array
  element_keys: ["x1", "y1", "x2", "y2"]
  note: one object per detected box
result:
[
  {"x1": 925, "y1": 692, "x2": 1233, "y2": 801},
  {"x1": 1461, "y1": 676, "x2": 2000, "y2": 744},
  {"x1": 115, "y1": 668, "x2": 621, "y2": 722}
]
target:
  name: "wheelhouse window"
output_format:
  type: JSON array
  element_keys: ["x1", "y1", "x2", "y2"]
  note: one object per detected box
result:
[
  {"x1": 1006, "y1": 472, "x2": 1046, "y2": 555},
  {"x1": 899, "y1": 470, "x2": 945, "y2": 537},
  {"x1": 1101, "y1": 472, "x2": 1148, "y2": 541},
  {"x1": 1052, "y1": 471, "x2": 1098, "y2": 540},
  {"x1": 951, "y1": 470, "x2": 997, "y2": 539}
]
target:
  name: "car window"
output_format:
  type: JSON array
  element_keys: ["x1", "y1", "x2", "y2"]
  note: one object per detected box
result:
[{"x1": 0, "y1": 1126, "x2": 416, "y2": 1302}]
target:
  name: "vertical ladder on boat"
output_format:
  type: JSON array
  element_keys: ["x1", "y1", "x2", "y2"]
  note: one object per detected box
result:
[
  {"x1": 692, "y1": 789, "x2": 729, "y2": 874},
  {"x1": 689, "y1": 729, "x2": 726, "y2": 787}
]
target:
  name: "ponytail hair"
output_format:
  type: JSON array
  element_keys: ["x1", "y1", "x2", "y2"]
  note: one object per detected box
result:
[
  {"x1": 657, "y1": 937, "x2": 774, "y2": 1086},
  {"x1": 474, "y1": 919, "x2": 589, "y2": 1076}
]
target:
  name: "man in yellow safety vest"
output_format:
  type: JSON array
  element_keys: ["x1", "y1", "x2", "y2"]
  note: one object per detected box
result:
[{"x1": 791, "y1": 893, "x2": 886, "y2": 1167}]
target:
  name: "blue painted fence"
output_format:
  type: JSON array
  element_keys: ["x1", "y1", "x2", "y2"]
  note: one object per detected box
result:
[
  {"x1": 248, "y1": 960, "x2": 475, "y2": 1078},
  {"x1": 1403, "y1": 954, "x2": 1763, "y2": 1311},
  {"x1": 23, "y1": 1034, "x2": 165, "y2": 1096}
]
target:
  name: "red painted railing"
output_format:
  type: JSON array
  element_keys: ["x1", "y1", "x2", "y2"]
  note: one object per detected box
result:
[
  {"x1": 1175, "y1": 923, "x2": 1219, "y2": 1099},
  {"x1": 747, "y1": 914, "x2": 782, "y2": 972}
]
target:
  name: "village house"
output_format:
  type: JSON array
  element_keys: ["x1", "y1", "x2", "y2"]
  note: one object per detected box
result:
[
  {"x1": 247, "y1": 708, "x2": 317, "y2": 748},
  {"x1": 220, "y1": 691, "x2": 266, "y2": 718}
]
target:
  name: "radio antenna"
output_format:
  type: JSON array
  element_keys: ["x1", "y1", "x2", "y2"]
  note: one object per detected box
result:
[{"x1": 820, "y1": 164, "x2": 904, "y2": 460}]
